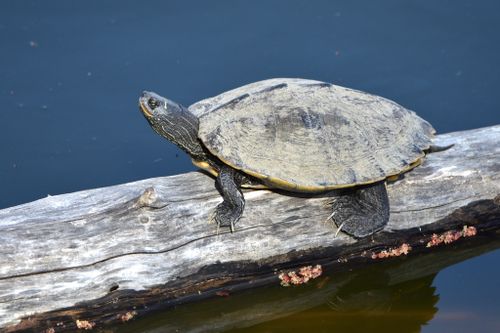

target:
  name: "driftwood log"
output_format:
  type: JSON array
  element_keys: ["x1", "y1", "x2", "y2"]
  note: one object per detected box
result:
[{"x1": 0, "y1": 125, "x2": 499, "y2": 332}]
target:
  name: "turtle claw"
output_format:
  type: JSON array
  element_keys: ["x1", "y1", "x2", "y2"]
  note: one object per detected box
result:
[
  {"x1": 208, "y1": 208, "x2": 222, "y2": 235},
  {"x1": 334, "y1": 221, "x2": 345, "y2": 238},
  {"x1": 324, "y1": 211, "x2": 343, "y2": 238},
  {"x1": 324, "y1": 210, "x2": 335, "y2": 225},
  {"x1": 208, "y1": 209, "x2": 217, "y2": 224},
  {"x1": 209, "y1": 202, "x2": 239, "y2": 234}
]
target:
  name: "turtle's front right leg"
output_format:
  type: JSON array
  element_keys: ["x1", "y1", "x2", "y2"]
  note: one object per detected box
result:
[{"x1": 212, "y1": 165, "x2": 245, "y2": 232}]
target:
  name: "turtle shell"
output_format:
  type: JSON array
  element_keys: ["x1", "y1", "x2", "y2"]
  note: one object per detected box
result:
[{"x1": 189, "y1": 78, "x2": 435, "y2": 192}]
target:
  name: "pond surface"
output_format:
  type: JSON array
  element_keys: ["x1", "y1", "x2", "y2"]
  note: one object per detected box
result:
[{"x1": 1, "y1": 1, "x2": 499, "y2": 332}]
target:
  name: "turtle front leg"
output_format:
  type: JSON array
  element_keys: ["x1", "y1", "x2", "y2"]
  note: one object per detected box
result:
[
  {"x1": 327, "y1": 181, "x2": 389, "y2": 238},
  {"x1": 212, "y1": 165, "x2": 245, "y2": 232}
]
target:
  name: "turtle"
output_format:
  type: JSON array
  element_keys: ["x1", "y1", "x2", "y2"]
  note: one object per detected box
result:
[{"x1": 139, "y1": 78, "x2": 436, "y2": 238}]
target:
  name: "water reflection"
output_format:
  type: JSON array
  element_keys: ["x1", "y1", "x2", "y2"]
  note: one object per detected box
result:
[
  {"x1": 319, "y1": 276, "x2": 437, "y2": 332},
  {"x1": 117, "y1": 236, "x2": 500, "y2": 333}
]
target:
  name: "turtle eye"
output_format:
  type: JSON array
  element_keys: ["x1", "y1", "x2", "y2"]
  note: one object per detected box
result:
[{"x1": 148, "y1": 98, "x2": 159, "y2": 109}]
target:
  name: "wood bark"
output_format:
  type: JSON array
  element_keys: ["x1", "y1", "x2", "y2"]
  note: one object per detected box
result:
[{"x1": 0, "y1": 125, "x2": 499, "y2": 332}]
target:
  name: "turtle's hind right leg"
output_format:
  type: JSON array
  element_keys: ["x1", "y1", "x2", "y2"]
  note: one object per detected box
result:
[{"x1": 327, "y1": 181, "x2": 389, "y2": 238}]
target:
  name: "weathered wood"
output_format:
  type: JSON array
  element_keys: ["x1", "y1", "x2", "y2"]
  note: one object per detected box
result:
[{"x1": 0, "y1": 125, "x2": 499, "y2": 332}]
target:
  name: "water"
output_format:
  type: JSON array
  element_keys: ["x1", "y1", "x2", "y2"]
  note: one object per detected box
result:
[{"x1": 1, "y1": 1, "x2": 499, "y2": 332}]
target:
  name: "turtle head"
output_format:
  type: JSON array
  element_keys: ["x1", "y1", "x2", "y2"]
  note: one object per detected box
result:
[
  {"x1": 139, "y1": 91, "x2": 183, "y2": 121},
  {"x1": 139, "y1": 91, "x2": 205, "y2": 159}
]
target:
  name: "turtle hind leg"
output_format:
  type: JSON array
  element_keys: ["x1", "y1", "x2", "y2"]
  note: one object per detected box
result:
[
  {"x1": 212, "y1": 165, "x2": 245, "y2": 232},
  {"x1": 328, "y1": 181, "x2": 389, "y2": 238}
]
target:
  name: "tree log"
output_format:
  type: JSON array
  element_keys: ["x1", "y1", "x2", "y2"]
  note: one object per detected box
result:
[{"x1": 0, "y1": 125, "x2": 499, "y2": 332}]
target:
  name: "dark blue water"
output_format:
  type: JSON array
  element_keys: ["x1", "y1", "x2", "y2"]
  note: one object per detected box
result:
[{"x1": 1, "y1": 1, "x2": 499, "y2": 332}]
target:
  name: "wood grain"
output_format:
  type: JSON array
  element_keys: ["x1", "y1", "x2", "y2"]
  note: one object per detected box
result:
[{"x1": 0, "y1": 125, "x2": 499, "y2": 332}]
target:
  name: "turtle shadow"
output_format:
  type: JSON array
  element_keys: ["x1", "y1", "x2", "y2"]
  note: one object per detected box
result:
[{"x1": 195, "y1": 169, "x2": 383, "y2": 200}]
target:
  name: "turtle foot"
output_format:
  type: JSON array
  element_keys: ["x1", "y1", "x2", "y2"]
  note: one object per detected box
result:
[
  {"x1": 328, "y1": 181, "x2": 389, "y2": 238},
  {"x1": 210, "y1": 201, "x2": 243, "y2": 233}
]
